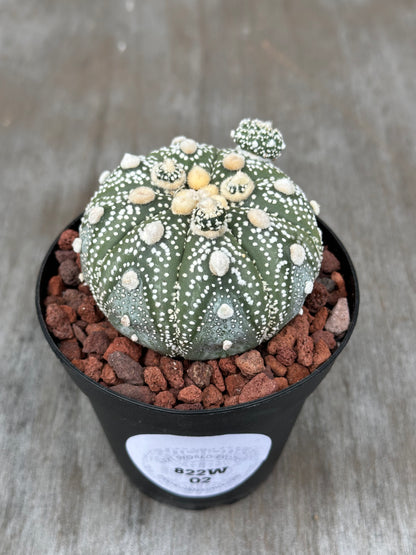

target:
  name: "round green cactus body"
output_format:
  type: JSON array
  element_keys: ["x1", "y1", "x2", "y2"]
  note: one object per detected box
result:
[{"x1": 79, "y1": 119, "x2": 323, "y2": 360}]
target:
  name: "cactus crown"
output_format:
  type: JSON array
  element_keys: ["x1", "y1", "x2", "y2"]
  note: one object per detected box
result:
[{"x1": 78, "y1": 119, "x2": 323, "y2": 360}]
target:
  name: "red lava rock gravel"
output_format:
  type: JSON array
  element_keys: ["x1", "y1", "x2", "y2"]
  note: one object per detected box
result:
[
  {"x1": 235, "y1": 350, "x2": 265, "y2": 378},
  {"x1": 57, "y1": 229, "x2": 79, "y2": 250},
  {"x1": 84, "y1": 357, "x2": 103, "y2": 382},
  {"x1": 186, "y1": 361, "x2": 212, "y2": 388},
  {"x1": 143, "y1": 366, "x2": 167, "y2": 392},
  {"x1": 239, "y1": 373, "x2": 277, "y2": 404},
  {"x1": 108, "y1": 351, "x2": 143, "y2": 385},
  {"x1": 43, "y1": 228, "x2": 351, "y2": 410}
]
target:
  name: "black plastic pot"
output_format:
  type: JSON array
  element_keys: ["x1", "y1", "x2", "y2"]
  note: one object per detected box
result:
[{"x1": 36, "y1": 216, "x2": 359, "y2": 509}]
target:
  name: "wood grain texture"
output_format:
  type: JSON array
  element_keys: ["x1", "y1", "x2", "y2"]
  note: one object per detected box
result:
[{"x1": 1, "y1": 0, "x2": 415, "y2": 553}]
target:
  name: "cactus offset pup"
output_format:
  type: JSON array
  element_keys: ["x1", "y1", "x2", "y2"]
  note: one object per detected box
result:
[{"x1": 77, "y1": 119, "x2": 323, "y2": 360}]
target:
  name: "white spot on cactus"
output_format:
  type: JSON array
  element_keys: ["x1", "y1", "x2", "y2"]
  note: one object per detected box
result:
[
  {"x1": 78, "y1": 273, "x2": 84, "y2": 282},
  {"x1": 274, "y1": 177, "x2": 295, "y2": 195},
  {"x1": 247, "y1": 208, "x2": 271, "y2": 229},
  {"x1": 222, "y1": 340, "x2": 233, "y2": 350},
  {"x1": 171, "y1": 189, "x2": 198, "y2": 215},
  {"x1": 140, "y1": 221, "x2": 164, "y2": 245},
  {"x1": 310, "y1": 200, "x2": 320, "y2": 215},
  {"x1": 98, "y1": 170, "x2": 110, "y2": 184},
  {"x1": 121, "y1": 270, "x2": 139, "y2": 290},
  {"x1": 222, "y1": 152, "x2": 245, "y2": 171},
  {"x1": 121, "y1": 315, "x2": 131, "y2": 327},
  {"x1": 220, "y1": 171, "x2": 254, "y2": 202},
  {"x1": 187, "y1": 165, "x2": 211, "y2": 190},
  {"x1": 120, "y1": 153, "x2": 142, "y2": 169},
  {"x1": 88, "y1": 205, "x2": 104, "y2": 224},
  {"x1": 72, "y1": 237, "x2": 82, "y2": 253},
  {"x1": 304, "y1": 281, "x2": 314, "y2": 294},
  {"x1": 290, "y1": 244, "x2": 306, "y2": 266},
  {"x1": 217, "y1": 303, "x2": 234, "y2": 319},
  {"x1": 298, "y1": 308, "x2": 304, "y2": 315},
  {"x1": 209, "y1": 250, "x2": 230, "y2": 276},
  {"x1": 180, "y1": 139, "x2": 197, "y2": 154},
  {"x1": 128, "y1": 186, "x2": 155, "y2": 205},
  {"x1": 131, "y1": 334, "x2": 138, "y2": 342}
]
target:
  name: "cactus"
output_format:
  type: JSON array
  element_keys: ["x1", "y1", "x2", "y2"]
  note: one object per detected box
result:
[{"x1": 78, "y1": 119, "x2": 323, "y2": 360}]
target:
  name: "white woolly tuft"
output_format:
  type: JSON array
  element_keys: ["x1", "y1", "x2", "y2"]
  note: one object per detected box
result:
[
  {"x1": 171, "y1": 189, "x2": 198, "y2": 215},
  {"x1": 310, "y1": 200, "x2": 320, "y2": 215},
  {"x1": 304, "y1": 281, "x2": 314, "y2": 294},
  {"x1": 128, "y1": 186, "x2": 155, "y2": 205},
  {"x1": 140, "y1": 221, "x2": 164, "y2": 245},
  {"x1": 222, "y1": 152, "x2": 245, "y2": 171},
  {"x1": 217, "y1": 303, "x2": 234, "y2": 319},
  {"x1": 88, "y1": 205, "x2": 104, "y2": 224},
  {"x1": 120, "y1": 153, "x2": 142, "y2": 169},
  {"x1": 290, "y1": 244, "x2": 306, "y2": 266},
  {"x1": 247, "y1": 208, "x2": 271, "y2": 229},
  {"x1": 98, "y1": 170, "x2": 110, "y2": 184},
  {"x1": 274, "y1": 177, "x2": 295, "y2": 195},
  {"x1": 72, "y1": 237, "x2": 82, "y2": 253},
  {"x1": 187, "y1": 165, "x2": 211, "y2": 190},
  {"x1": 171, "y1": 135, "x2": 187, "y2": 146},
  {"x1": 121, "y1": 315, "x2": 131, "y2": 327},
  {"x1": 180, "y1": 139, "x2": 197, "y2": 154},
  {"x1": 121, "y1": 270, "x2": 139, "y2": 291},
  {"x1": 209, "y1": 250, "x2": 230, "y2": 276}
]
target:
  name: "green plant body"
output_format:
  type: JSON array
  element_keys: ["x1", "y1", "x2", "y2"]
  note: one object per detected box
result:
[{"x1": 78, "y1": 119, "x2": 323, "y2": 360}]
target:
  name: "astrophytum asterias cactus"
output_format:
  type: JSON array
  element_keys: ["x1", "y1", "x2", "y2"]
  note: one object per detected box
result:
[{"x1": 78, "y1": 119, "x2": 323, "y2": 360}]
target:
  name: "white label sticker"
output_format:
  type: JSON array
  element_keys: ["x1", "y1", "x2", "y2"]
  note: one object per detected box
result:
[{"x1": 125, "y1": 433, "x2": 272, "y2": 498}]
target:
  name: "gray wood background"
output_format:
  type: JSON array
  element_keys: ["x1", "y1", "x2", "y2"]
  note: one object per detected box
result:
[{"x1": 1, "y1": 0, "x2": 415, "y2": 553}]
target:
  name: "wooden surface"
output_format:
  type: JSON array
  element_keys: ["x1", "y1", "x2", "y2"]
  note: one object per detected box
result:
[{"x1": 1, "y1": 0, "x2": 415, "y2": 553}]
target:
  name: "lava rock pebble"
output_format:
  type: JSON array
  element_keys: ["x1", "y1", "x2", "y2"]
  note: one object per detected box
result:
[
  {"x1": 178, "y1": 385, "x2": 202, "y2": 404},
  {"x1": 304, "y1": 282, "x2": 329, "y2": 313},
  {"x1": 286, "y1": 363, "x2": 310, "y2": 385},
  {"x1": 59, "y1": 259, "x2": 80, "y2": 287},
  {"x1": 186, "y1": 361, "x2": 212, "y2": 388},
  {"x1": 239, "y1": 373, "x2": 277, "y2": 404},
  {"x1": 160, "y1": 357, "x2": 184, "y2": 389},
  {"x1": 321, "y1": 247, "x2": 341, "y2": 274},
  {"x1": 104, "y1": 336, "x2": 141, "y2": 362},
  {"x1": 57, "y1": 229, "x2": 79, "y2": 250},
  {"x1": 325, "y1": 297, "x2": 350, "y2": 335},
  {"x1": 143, "y1": 366, "x2": 168, "y2": 392},
  {"x1": 108, "y1": 351, "x2": 143, "y2": 385},
  {"x1": 235, "y1": 350, "x2": 265, "y2": 378}
]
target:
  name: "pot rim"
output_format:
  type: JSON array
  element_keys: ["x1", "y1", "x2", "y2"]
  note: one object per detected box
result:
[{"x1": 36, "y1": 214, "x2": 359, "y2": 416}]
